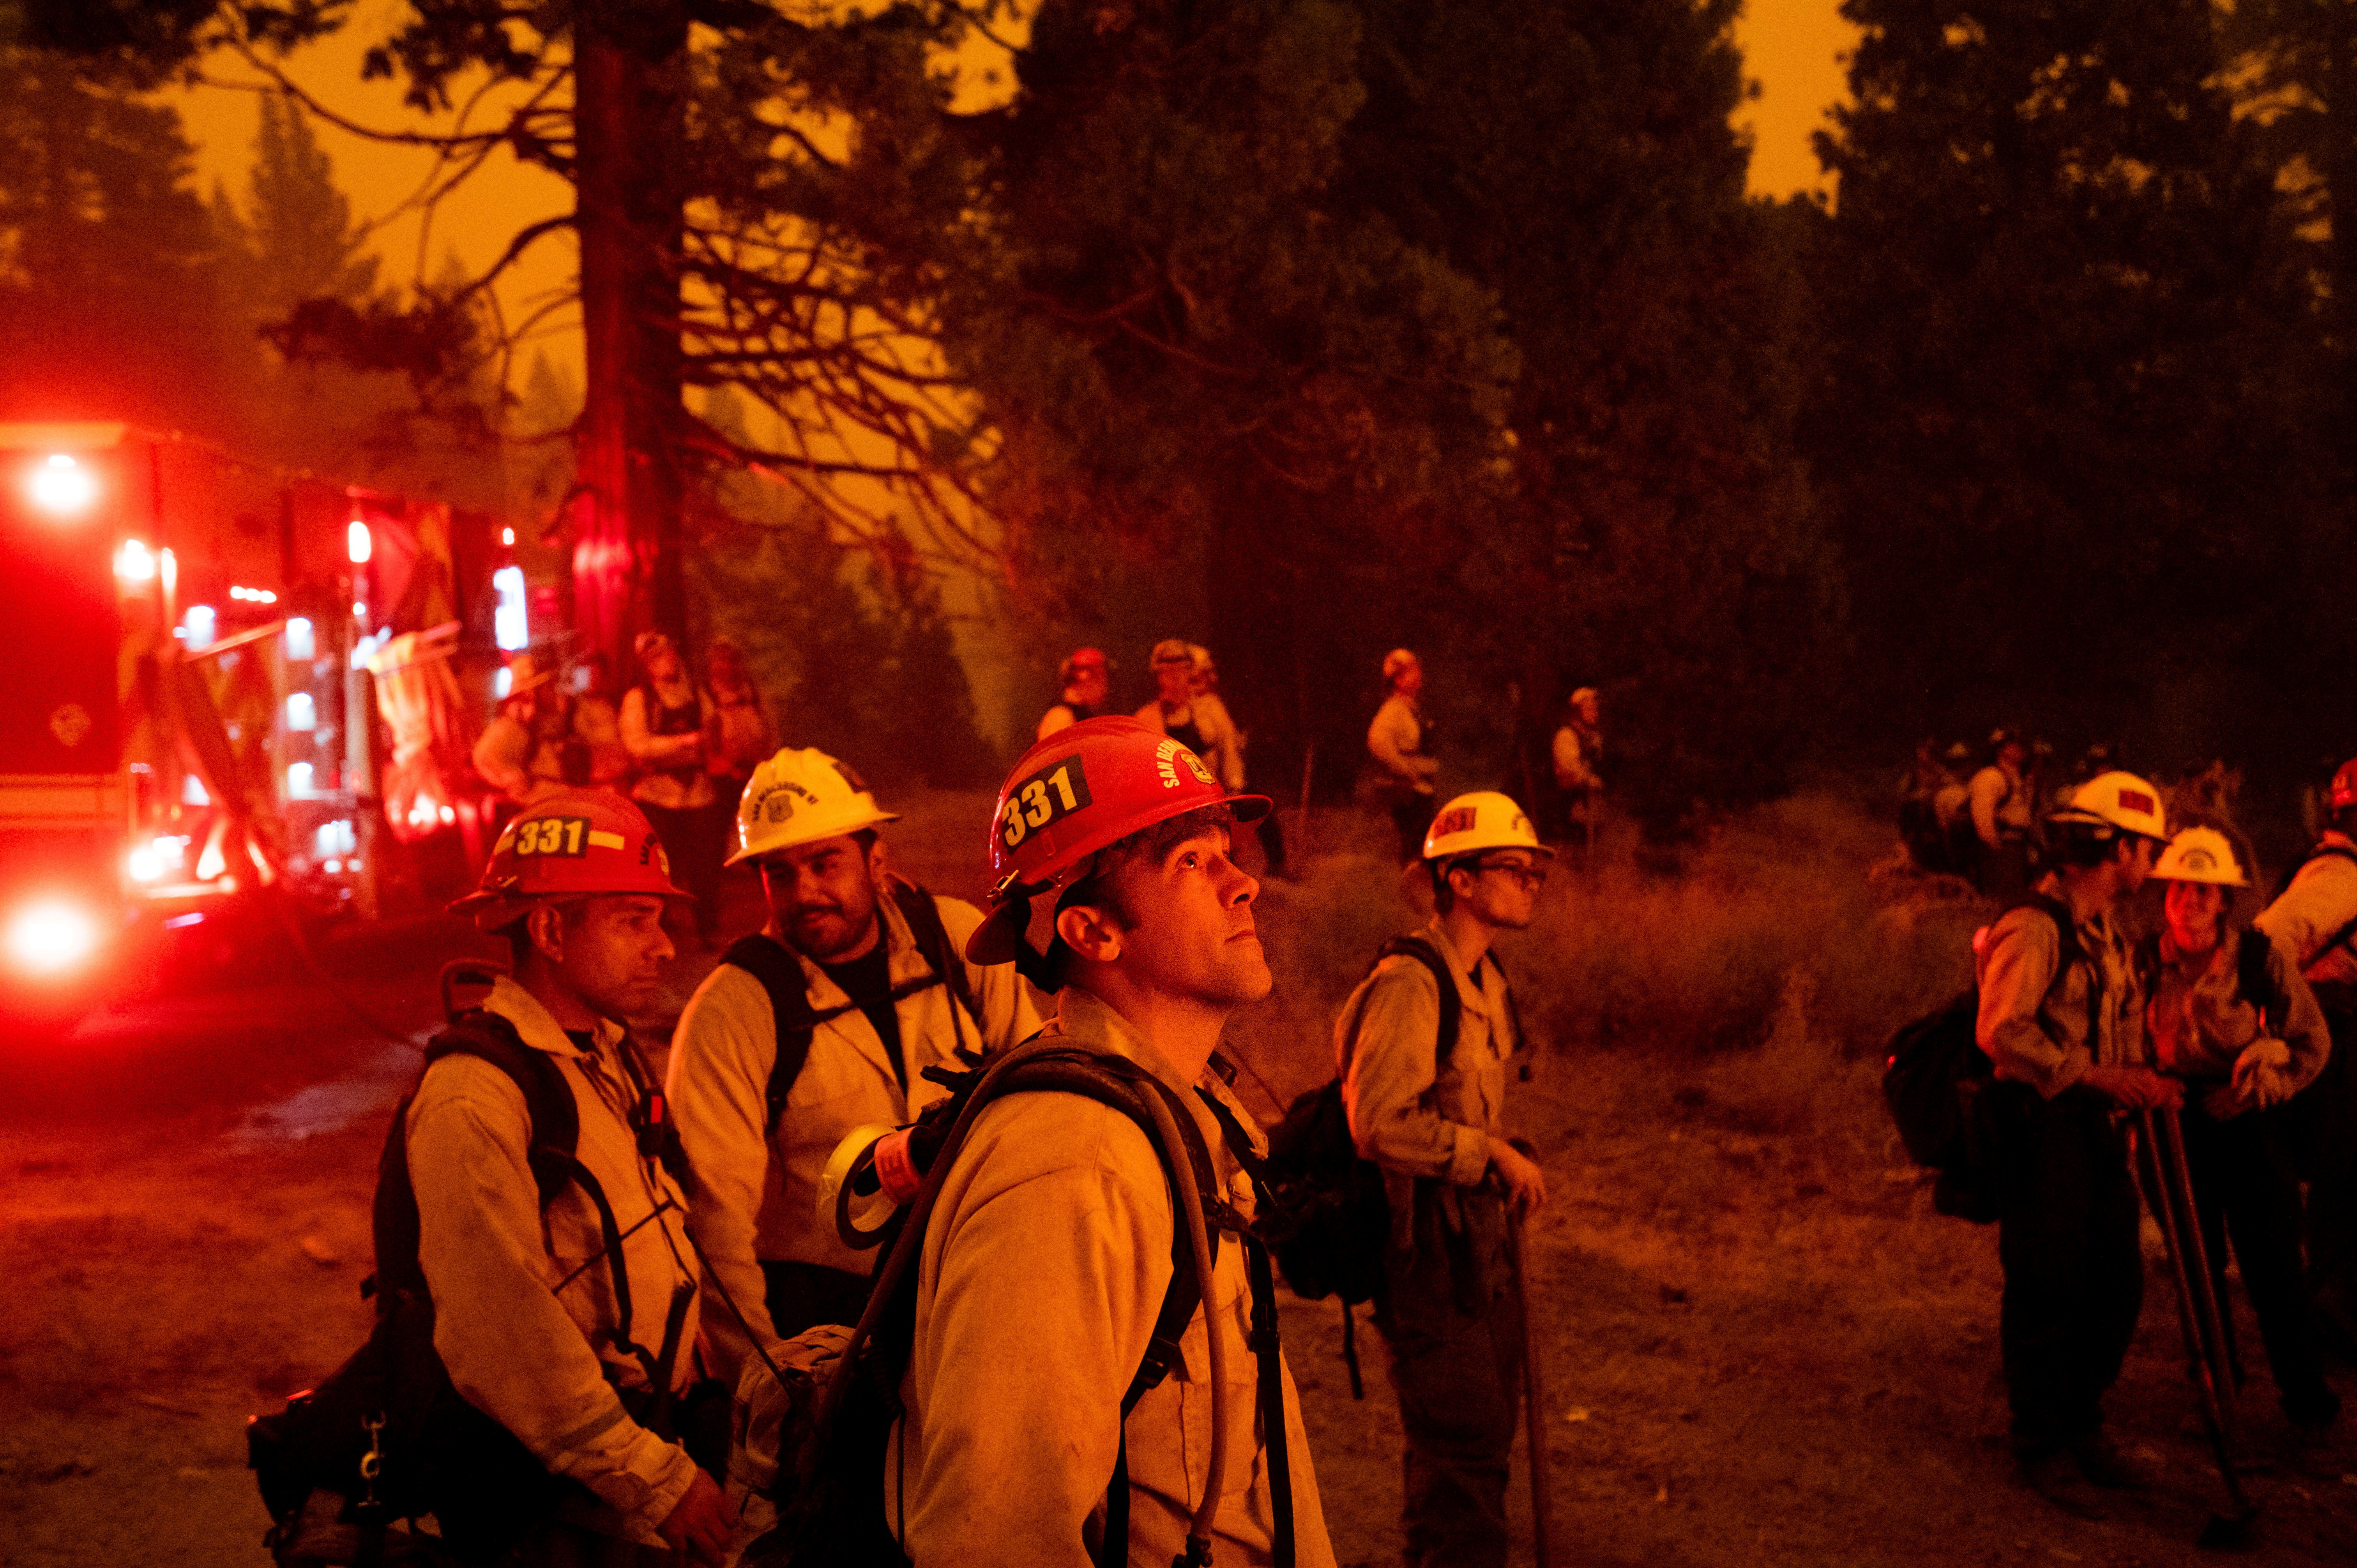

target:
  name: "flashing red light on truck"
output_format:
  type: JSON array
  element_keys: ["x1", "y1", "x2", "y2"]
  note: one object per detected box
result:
[{"x1": 27, "y1": 454, "x2": 98, "y2": 517}]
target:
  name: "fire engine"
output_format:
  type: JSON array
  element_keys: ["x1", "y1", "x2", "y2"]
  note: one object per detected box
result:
[{"x1": 0, "y1": 423, "x2": 527, "y2": 1036}]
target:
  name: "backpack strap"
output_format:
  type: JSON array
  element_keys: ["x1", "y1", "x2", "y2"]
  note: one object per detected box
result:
[
  {"x1": 1998, "y1": 893, "x2": 2103, "y2": 1057},
  {"x1": 731, "y1": 888, "x2": 980, "y2": 1132},
  {"x1": 722, "y1": 934, "x2": 830, "y2": 1134},
  {"x1": 1339, "y1": 935, "x2": 1465, "y2": 1082},
  {"x1": 371, "y1": 1014, "x2": 643, "y2": 1343},
  {"x1": 889, "y1": 881, "x2": 982, "y2": 1044}
]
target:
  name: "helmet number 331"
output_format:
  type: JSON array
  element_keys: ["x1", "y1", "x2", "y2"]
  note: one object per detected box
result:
[{"x1": 1001, "y1": 756, "x2": 1096, "y2": 848}]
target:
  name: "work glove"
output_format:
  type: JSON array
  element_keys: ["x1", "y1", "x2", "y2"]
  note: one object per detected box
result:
[{"x1": 2230, "y1": 1037, "x2": 2294, "y2": 1112}]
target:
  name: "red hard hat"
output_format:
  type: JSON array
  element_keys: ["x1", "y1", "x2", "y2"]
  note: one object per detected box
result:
[
  {"x1": 2332, "y1": 757, "x2": 2357, "y2": 813},
  {"x1": 966, "y1": 715, "x2": 1268, "y2": 964},
  {"x1": 450, "y1": 791, "x2": 691, "y2": 929}
]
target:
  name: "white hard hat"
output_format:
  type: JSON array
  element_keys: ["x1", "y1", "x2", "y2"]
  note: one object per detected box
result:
[
  {"x1": 2048, "y1": 770, "x2": 2168, "y2": 841},
  {"x1": 729, "y1": 747, "x2": 901, "y2": 865},
  {"x1": 1423, "y1": 791, "x2": 1554, "y2": 862},
  {"x1": 2152, "y1": 826, "x2": 2249, "y2": 887}
]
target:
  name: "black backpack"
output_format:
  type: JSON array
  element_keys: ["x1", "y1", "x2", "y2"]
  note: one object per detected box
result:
[
  {"x1": 1244, "y1": 935, "x2": 1495, "y2": 1397},
  {"x1": 248, "y1": 966, "x2": 686, "y2": 1564},
  {"x1": 719, "y1": 881, "x2": 982, "y2": 1125},
  {"x1": 746, "y1": 1041, "x2": 1297, "y2": 1568},
  {"x1": 1882, "y1": 894, "x2": 2083, "y2": 1222}
]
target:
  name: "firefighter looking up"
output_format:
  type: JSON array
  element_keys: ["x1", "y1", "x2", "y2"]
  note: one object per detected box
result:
[
  {"x1": 1969, "y1": 728, "x2": 2037, "y2": 899},
  {"x1": 2143, "y1": 826, "x2": 2339, "y2": 1428},
  {"x1": 2257, "y1": 753, "x2": 2357, "y2": 1351},
  {"x1": 1369, "y1": 648, "x2": 1440, "y2": 863},
  {"x1": 428, "y1": 793, "x2": 731, "y2": 1564},
  {"x1": 1038, "y1": 646, "x2": 1113, "y2": 739},
  {"x1": 666, "y1": 748, "x2": 1039, "y2": 1389},
  {"x1": 1340, "y1": 791, "x2": 1548, "y2": 1568},
  {"x1": 1974, "y1": 771, "x2": 2177, "y2": 1517},
  {"x1": 472, "y1": 652, "x2": 629, "y2": 806},
  {"x1": 620, "y1": 631, "x2": 725, "y2": 943},
  {"x1": 893, "y1": 716, "x2": 1335, "y2": 1565}
]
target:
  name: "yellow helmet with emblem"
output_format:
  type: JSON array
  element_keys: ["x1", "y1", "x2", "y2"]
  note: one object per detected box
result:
[
  {"x1": 729, "y1": 747, "x2": 901, "y2": 865},
  {"x1": 2047, "y1": 770, "x2": 2169, "y2": 842},
  {"x1": 2151, "y1": 826, "x2": 2249, "y2": 887},
  {"x1": 1423, "y1": 791, "x2": 1554, "y2": 862}
]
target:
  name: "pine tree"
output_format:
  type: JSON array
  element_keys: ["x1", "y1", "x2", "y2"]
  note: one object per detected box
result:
[
  {"x1": 1811, "y1": 0, "x2": 2320, "y2": 761},
  {"x1": 245, "y1": 93, "x2": 378, "y2": 310}
]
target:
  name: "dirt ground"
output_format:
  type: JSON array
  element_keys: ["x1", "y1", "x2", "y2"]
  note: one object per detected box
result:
[{"x1": 5, "y1": 790, "x2": 2355, "y2": 1566}]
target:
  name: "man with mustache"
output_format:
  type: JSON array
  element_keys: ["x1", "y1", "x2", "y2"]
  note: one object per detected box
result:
[{"x1": 666, "y1": 748, "x2": 1039, "y2": 1390}]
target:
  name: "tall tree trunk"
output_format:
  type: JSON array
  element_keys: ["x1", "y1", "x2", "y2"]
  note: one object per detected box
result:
[{"x1": 571, "y1": 0, "x2": 687, "y2": 680}]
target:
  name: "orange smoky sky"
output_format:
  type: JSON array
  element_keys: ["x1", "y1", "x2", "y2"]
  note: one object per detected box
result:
[{"x1": 171, "y1": 1, "x2": 1856, "y2": 393}]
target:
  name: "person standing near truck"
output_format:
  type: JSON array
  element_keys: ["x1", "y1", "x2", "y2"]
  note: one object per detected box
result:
[
  {"x1": 1340, "y1": 791, "x2": 1549, "y2": 1568},
  {"x1": 422, "y1": 793, "x2": 731, "y2": 1564},
  {"x1": 620, "y1": 631, "x2": 724, "y2": 942}
]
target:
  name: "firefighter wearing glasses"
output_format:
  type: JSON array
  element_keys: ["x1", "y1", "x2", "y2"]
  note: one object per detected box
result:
[
  {"x1": 1339, "y1": 791, "x2": 1549, "y2": 1568},
  {"x1": 665, "y1": 749, "x2": 1039, "y2": 1391}
]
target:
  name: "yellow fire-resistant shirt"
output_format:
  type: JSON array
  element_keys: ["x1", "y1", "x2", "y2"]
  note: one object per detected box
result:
[
  {"x1": 1337, "y1": 920, "x2": 1518, "y2": 1225},
  {"x1": 666, "y1": 884, "x2": 1040, "y2": 1388},
  {"x1": 2256, "y1": 832, "x2": 2357, "y2": 990},
  {"x1": 404, "y1": 976, "x2": 702, "y2": 1545},
  {"x1": 887, "y1": 989, "x2": 1336, "y2": 1568},
  {"x1": 1973, "y1": 885, "x2": 2145, "y2": 1098}
]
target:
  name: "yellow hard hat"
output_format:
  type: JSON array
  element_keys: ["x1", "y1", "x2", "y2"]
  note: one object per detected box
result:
[
  {"x1": 729, "y1": 748, "x2": 900, "y2": 865},
  {"x1": 2152, "y1": 826, "x2": 2249, "y2": 887},
  {"x1": 1423, "y1": 791, "x2": 1553, "y2": 862},
  {"x1": 2048, "y1": 770, "x2": 2168, "y2": 841}
]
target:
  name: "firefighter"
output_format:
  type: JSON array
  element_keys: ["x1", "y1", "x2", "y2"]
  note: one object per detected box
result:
[
  {"x1": 1038, "y1": 646, "x2": 1113, "y2": 739},
  {"x1": 2257, "y1": 754, "x2": 2357, "y2": 1353},
  {"x1": 892, "y1": 716, "x2": 1335, "y2": 1565},
  {"x1": 427, "y1": 793, "x2": 731, "y2": 1564},
  {"x1": 1339, "y1": 791, "x2": 1548, "y2": 1568},
  {"x1": 666, "y1": 748, "x2": 1039, "y2": 1389},
  {"x1": 1549, "y1": 687, "x2": 1604, "y2": 851},
  {"x1": 1975, "y1": 771, "x2": 2177, "y2": 1516},
  {"x1": 472, "y1": 652, "x2": 629, "y2": 805},
  {"x1": 2143, "y1": 826, "x2": 2339, "y2": 1427},
  {"x1": 1369, "y1": 648, "x2": 1439, "y2": 863},
  {"x1": 621, "y1": 631, "x2": 725, "y2": 941},
  {"x1": 1969, "y1": 728, "x2": 2036, "y2": 899},
  {"x1": 701, "y1": 638, "x2": 777, "y2": 810},
  {"x1": 1135, "y1": 638, "x2": 1244, "y2": 791}
]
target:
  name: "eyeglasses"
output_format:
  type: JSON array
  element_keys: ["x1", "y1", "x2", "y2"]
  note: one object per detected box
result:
[{"x1": 1472, "y1": 857, "x2": 1548, "y2": 889}]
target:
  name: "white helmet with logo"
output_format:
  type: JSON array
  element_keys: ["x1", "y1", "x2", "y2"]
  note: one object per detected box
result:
[
  {"x1": 728, "y1": 747, "x2": 901, "y2": 865},
  {"x1": 1423, "y1": 791, "x2": 1554, "y2": 862},
  {"x1": 2048, "y1": 770, "x2": 2168, "y2": 842},
  {"x1": 2151, "y1": 826, "x2": 2249, "y2": 887}
]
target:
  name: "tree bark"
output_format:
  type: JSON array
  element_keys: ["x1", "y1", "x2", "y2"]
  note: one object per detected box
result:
[{"x1": 571, "y1": 0, "x2": 687, "y2": 680}]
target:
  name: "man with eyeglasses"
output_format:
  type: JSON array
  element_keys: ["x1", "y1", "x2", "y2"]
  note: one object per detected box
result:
[{"x1": 1338, "y1": 791, "x2": 1550, "y2": 1568}]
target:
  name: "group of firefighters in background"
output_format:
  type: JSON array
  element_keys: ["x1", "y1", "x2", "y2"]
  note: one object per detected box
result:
[{"x1": 1955, "y1": 759, "x2": 2357, "y2": 1519}]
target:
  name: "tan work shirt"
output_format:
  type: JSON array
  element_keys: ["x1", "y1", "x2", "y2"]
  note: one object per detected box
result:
[
  {"x1": 2145, "y1": 928, "x2": 2330, "y2": 1114},
  {"x1": 2256, "y1": 832, "x2": 2357, "y2": 989},
  {"x1": 1338, "y1": 920, "x2": 1514, "y2": 1202},
  {"x1": 405, "y1": 977, "x2": 701, "y2": 1544},
  {"x1": 618, "y1": 681, "x2": 718, "y2": 811},
  {"x1": 1550, "y1": 724, "x2": 1600, "y2": 793},
  {"x1": 888, "y1": 990, "x2": 1336, "y2": 1568},
  {"x1": 666, "y1": 886, "x2": 1041, "y2": 1388},
  {"x1": 1974, "y1": 885, "x2": 2144, "y2": 1098},
  {"x1": 1968, "y1": 762, "x2": 2031, "y2": 848},
  {"x1": 472, "y1": 697, "x2": 628, "y2": 805},
  {"x1": 1367, "y1": 694, "x2": 1436, "y2": 795}
]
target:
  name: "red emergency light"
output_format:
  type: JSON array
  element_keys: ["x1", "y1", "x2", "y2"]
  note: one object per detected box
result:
[{"x1": 27, "y1": 453, "x2": 98, "y2": 517}]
